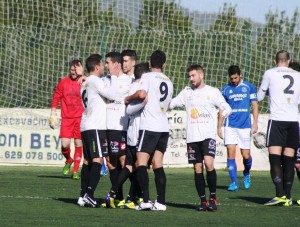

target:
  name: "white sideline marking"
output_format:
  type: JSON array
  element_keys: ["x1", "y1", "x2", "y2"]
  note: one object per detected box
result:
[{"x1": 1, "y1": 195, "x2": 54, "y2": 200}]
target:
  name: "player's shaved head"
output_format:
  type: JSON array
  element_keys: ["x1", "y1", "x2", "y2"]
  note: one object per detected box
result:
[{"x1": 275, "y1": 50, "x2": 290, "y2": 64}]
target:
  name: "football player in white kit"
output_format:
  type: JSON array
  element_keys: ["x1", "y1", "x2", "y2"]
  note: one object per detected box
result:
[
  {"x1": 105, "y1": 62, "x2": 150, "y2": 209},
  {"x1": 257, "y1": 50, "x2": 300, "y2": 206},
  {"x1": 104, "y1": 52, "x2": 133, "y2": 206},
  {"x1": 125, "y1": 50, "x2": 173, "y2": 211},
  {"x1": 77, "y1": 54, "x2": 117, "y2": 207},
  {"x1": 169, "y1": 64, "x2": 232, "y2": 212}
]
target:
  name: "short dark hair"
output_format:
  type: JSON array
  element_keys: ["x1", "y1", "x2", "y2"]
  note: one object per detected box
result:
[
  {"x1": 134, "y1": 62, "x2": 150, "y2": 80},
  {"x1": 121, "y1": 49, "x2": 137, "y2": 61},
  {"x1": 228, "y1": 65, "x2": 241, "y2": 76},
  {"x1": 69, "y1": 59, "x2": 82, "y2": 68},
  {"x1": 289, "y1": 61, "x2": 300, "y2": 72},
  {"x1": 275, "y1": 50, "x2": 290, "y2": 64},
  {"x1": 85, "y1": 54, "x2": 102, "y2": 73},
  {"x1": 150, "y1": 50, "x2": 166, "y2": 69},
  {"x1": 187, "y1": 64, "x2": 204, "y2": 73},
  {"x1": 105, "y1": 52, "x2": 123, "y2": 66}
]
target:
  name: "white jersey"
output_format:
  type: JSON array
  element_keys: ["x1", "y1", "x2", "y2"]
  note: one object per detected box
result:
[
  {"x1": 170, "y1": 85, "x2": 232, "y2": 143},
  {"x1": 257, "y1": 66, "x2": 300, "y2": 121},
  {"x1": 126, "y1": 81, "x2": 143, "y2": 146},
  {"x1": 80, "y1": 75, "x2": 116, "y2": 132},
  {"x1": 106, "y1": 74, "x2": 132, "y2": 131},
  {"x1": 139, "y1": 72, "x2": 173, "y2": 132}
]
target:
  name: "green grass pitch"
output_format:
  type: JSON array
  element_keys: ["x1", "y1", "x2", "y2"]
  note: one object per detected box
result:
[{"x1": 0, "y1": 166, "x2": 300, "y2": 226}]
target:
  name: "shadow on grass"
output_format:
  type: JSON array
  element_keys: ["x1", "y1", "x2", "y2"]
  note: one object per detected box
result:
[
  {"x1": 38, "y1": 175, "x2": 72, "y2": 179},
  {"x1": 232, "y1": 196, "x2": 270, "y2": 204},
  {"x1": 216, "y1": 185, "x2": 228, "y2": 190},
  {"x1": 166, "y1": 202, "x2": 197, "y2": 210},
  {"x1": 54, "y1": 197, "x2": 105, "y2": 206}
]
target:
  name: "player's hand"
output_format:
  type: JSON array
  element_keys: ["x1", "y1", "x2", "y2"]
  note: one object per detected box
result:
[
  {"x1": 125, "y1": 96, "x2": 129, "y2": 105},
  {"x1": 78, "y1": 75, "x2": 86, "y2": 85},
  {"x1": 49, "y1": 112, "x2": 57, "y2": 129},
  {"x1": 217, "y1": 127, "x2": 223, "y2": 139},
  {"x1": 75, "y1": 62, "x2": 84, "y2": 76},
  {"x1": 252, "y1": 123, "x2": 258, "y2": 134}
]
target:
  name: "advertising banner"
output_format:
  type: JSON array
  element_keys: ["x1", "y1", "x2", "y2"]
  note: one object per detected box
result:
[{"x1": 0, "y1": 108, "x2": 270, "y2": 170}]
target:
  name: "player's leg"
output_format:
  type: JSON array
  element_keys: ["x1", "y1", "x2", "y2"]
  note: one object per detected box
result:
[
  {"x1": 224, "y1": 127, "x2": 238, "y2": 191},
  {"x1": 282, "y1": 148, "x2": 295, "y2": 206},
  {"x1": 83, "y1": 130, "x2": 105, "y2": 208},
  {"x1": 135, "y1": 151, "x2": 151, "y2": 210},
  {"x1": 77, "y1": 131, "x2": 89, "y2": 207},
  {"x1": 72, "y1": 118, "x2": 83, "y2": 179},
  {"x1": 150, "y1": 132, "x2": 168, "y2": 211},
  {"x1": 105, "y1": 130, "x2": 127, "y2": 207},
  {"x1": 282, "y1": 123, "x2": 298, "y2": 206},
  {"x1": 151, "y1": 150, "x2": 166, "y2": 211},
  {"x1": 187, "y1": 142, "x2": 207, "y2": 211},
  {"x1": 72, "y1": 138, "x2": 82, "y2": 179},
  {"x1": 239, "y1": 128, "x2": 252, "y2": 189},
  {"x1": 61, "y1": 138, "x2": 73, "y2": 175},
  {"x1": 203, "y1": 139, "x2": 217, "y2": 211},
  {"x1": 264, "y1": 121, "x2": 289, "y2": 206}
]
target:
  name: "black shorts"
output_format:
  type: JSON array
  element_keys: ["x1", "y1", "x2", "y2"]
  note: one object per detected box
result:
[
  {"x1": 186, "y1": 139, "x2": 216, "y2": 164},
  {"x1": 266, "y1": 120, "x2": 299, "y2": 148},
  {"x1": 81, "y1": 130, "x2": 107, "y2": 160},
  {"x1": 107, "y1": 130, "x2": 127, "y2": 156},
  {"x1": 125, "y1": 145, "x2": 137, "y2": 166},
  {"x1": 136, "y1": 130, "x2": 169, "y2": 155}
]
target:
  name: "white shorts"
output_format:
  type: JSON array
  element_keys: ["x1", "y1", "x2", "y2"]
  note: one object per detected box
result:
[{"x1": 224, "y1": 127, "x2": 251, "y2": 149}]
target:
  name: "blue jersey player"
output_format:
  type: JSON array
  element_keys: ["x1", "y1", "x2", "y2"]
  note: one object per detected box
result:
[{"x1": 218, "y1": 65, "x2": 258, "y2": 191}]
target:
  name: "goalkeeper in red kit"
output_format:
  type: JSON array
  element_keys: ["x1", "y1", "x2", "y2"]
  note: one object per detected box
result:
[{"x1": 50, "y1": 59, "x2": 84, "y2": 180}]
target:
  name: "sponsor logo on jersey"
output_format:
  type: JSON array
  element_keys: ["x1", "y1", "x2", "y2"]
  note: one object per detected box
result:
[
  {"x1": 120, "y1": 142, "x2": 126, "y2": 150},
  {"x1": 187, "y1": 146, "x2": 195, "y2": 153},
  {"x1": 110, "y1": 141, "x2": 119, "y2": 153},
  {"x1": 208, "y1": 139, "x2": 216, "y2": 150}
]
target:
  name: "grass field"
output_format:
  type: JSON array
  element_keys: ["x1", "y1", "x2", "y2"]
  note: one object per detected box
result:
[{"x1": 1, "y1": 166, "x2": 300, "y2": 226}]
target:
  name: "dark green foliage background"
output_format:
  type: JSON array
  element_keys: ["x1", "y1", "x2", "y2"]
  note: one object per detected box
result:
[{"x1": 0, "y1": 0, "x2": 299, "y2": 113}]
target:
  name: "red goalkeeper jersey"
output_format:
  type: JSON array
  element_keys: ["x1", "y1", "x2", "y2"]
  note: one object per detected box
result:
[{"x1": 51, "y1": 76, "x2": 84, "y2": 119}]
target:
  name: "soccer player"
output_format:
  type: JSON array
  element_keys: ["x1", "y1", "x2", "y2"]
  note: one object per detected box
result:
[
  {"x1": 125, "y1": 50, "x2": 173, "y2": 211},
  {"x1": 105, "y1": 62, "x2": 150, "y2": 209},
  {"x1": 257, "y1": 50, "x2": 300, "y2": 206},
  {"x1": 50, "y1": 59, "x2": 84, "y2": 180},
  {"x1": 77, "y1": 54, "x2": 117, "y2": 207},
  {"x1": 105, "y1": 51, "x2": 133, "y2": 207},
  {"x1": 169, "y1": 64, "x2": 232, "y2": 212},
  {"x1": 289, "y1": 60, "x2": 300, "y2": 205},
  {"x1": 121, "y1": 49, "x2": 137, "y2": 79},
  {"x1": 218, "y1": 65, "x2": 258, "y2": 191}
]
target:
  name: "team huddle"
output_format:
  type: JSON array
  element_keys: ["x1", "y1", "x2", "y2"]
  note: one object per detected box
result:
[{"x1": 50, "y1": 49, "x2": 300, "y2": 211}]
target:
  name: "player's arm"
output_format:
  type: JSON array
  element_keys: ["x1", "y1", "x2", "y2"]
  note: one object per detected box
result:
[
  {"x1": 94, "y1": 75, "x2": 117, "y2": 100},
  {"x1": 126, "y1": 97, "x2": 147, "y2": 115},
  {"x1": 251, "y1": 100, "x2": 259, "y2": 134},
  {"x1": 169, "y1": 88, "x2": 186, "y2": 110},
  {"x1": 49, "y1": 80, "x2": 63, "y2": 129},
  {"x1": 257, "y1": 72, "x2": 270, "y2": 101},
  {"x1": 217, "y1": 111, "x2": 224, "y2": 139},
  {"x1": 214, "y1": 89, "x2": 232, "y2": 118},
  {"x1": 125, "y1": 89, "x2": 147, "y2": 105}
]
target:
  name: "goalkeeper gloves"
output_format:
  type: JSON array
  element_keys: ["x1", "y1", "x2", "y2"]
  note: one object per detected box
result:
[{"x1": 49, "y1": 111, "x2": 57, "y2": 129}]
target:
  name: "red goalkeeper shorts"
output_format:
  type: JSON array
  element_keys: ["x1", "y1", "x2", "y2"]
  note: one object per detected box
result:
[{"x1": 60, "y1": 117, "x2": 82, "y2": 139}]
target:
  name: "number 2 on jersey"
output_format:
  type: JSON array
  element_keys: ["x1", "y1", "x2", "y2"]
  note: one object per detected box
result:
[
  {"x1": 283, "y1": 75, "x2": 294, "y2": 94},
  {"x1": 159, "y1": 82, "x2": 168, "y2": 102}
]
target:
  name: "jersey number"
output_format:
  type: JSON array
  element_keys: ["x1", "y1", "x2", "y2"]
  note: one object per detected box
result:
[
  {"x1": 283, "y1": 75, "x2": 294, "y2": 94},
  {"x1": 159, "y1": 82, "x2": 168, "y2": 102},
  {"x1": 81, "y1": 89, "x2": 88, "y2": 108}
]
